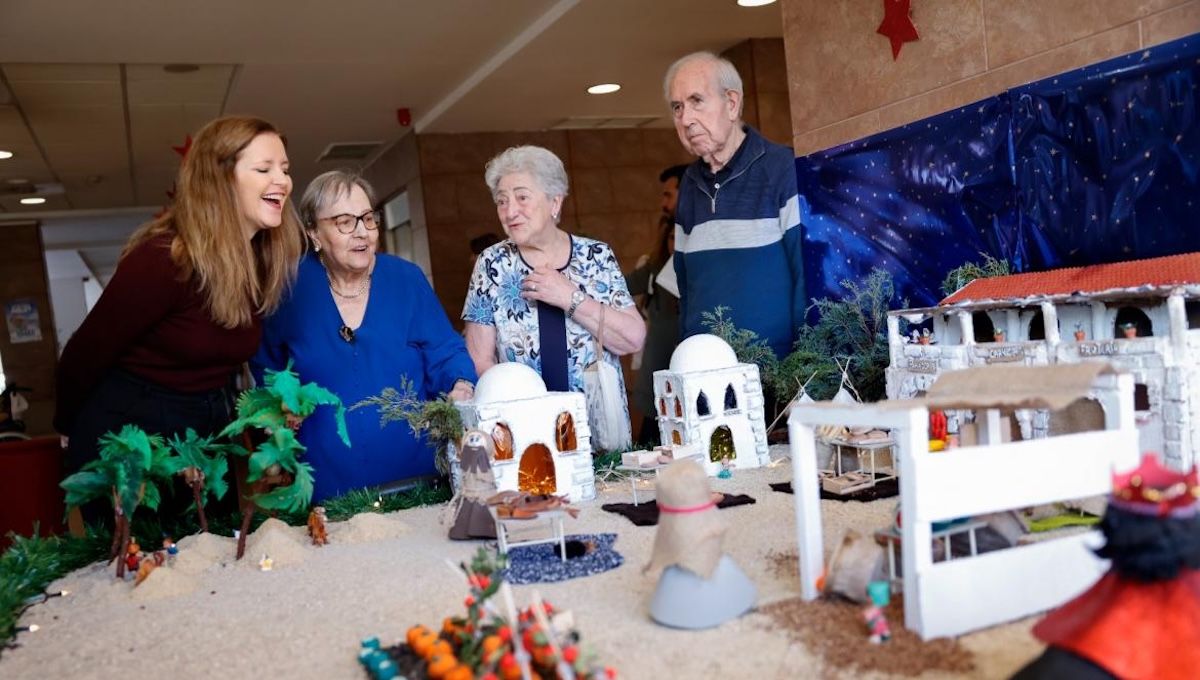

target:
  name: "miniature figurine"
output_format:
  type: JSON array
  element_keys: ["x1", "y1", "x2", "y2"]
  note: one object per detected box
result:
[
  {"x1": 862, "y1": 581, "x2": 892, "y2": 644},
  {"x1": 162, "y1": 536, "x2": 178, "y2": 556},
  {"x1": 1013, "y1": 453, "x2": 1200, "y2": 680},
  {"x1": 308, "y1": 506, "x2": 329, "y2": 546},
  {"x1": 124, "y1": 538, "x2": 142, "y2": 574},
  {"x1": 644, "y1": 459, "x2": 756, "y2": 629},
  {"x1": 259, "y1": 554, "x2": 274, "y2": 571},
  {"x1": 134, "y1": 551, "x2": 166, "y2": 587},
  {"x1": 448, "y1": 429, "x2": 498, "y2": 540}
]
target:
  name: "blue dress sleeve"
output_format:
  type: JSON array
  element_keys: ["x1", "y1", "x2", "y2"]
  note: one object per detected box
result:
[
  {"x1": 251, "y1": 299, "x2": 292, "y2": 384},
  {"x1": 407, "y1": 267, "x2": 477, "y2": 394}
]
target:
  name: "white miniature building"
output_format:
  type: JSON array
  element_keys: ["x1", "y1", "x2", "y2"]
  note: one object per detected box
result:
[
  {"x1": 456, "y1": 363, "x2": 596, "y2": 501},
  {"x1": 653, "y1": 334, "x2": 770, "y2": 476},
  {"x1": 886, "y1": 252, "x2": 1200, "y2": 469},
  {"x1": 790, "y1": 363, "x2": 1139, "y2": 639}
]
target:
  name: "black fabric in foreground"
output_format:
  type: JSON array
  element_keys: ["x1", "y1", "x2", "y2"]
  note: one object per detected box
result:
[
  {"x1": 770, "y1": 476, "x2": 900, "y2": 502},
  {"x1": 600, "y1": 494, "x2": 757, "y2": 526}
]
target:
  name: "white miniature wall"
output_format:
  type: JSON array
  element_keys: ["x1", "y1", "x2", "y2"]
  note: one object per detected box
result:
[
  {"x1": 788, "y1": 371, "x2": 1139, "y2": 640},
  {"x1": 456, "y1": 363, "x2": 596, "y2": 502},
  {"x1": 653, "y1": 334, "x2": 769, "y2": 476}
]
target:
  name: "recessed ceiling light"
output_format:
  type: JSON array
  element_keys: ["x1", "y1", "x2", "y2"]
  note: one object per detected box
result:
[
  {"x1": 4, "y1": 178, "x2": 27, "y2": 185},
  {"x1": 19, "y1": 197, "x2": 46, "y2": 205},
  {"x1": 0, "y1": 150, "x2": 13, "y2": 160},
  {"x1": 737, "y1": 0, "x2": 777, "y2": 6},
  {"x1": 587, "y1": 83, "x2": 621, "y2": 95}
]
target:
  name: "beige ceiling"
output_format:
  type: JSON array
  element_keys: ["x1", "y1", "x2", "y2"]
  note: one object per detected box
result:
[{"x1": 0, "y1": 0, "x2": 783, "y2": 215}]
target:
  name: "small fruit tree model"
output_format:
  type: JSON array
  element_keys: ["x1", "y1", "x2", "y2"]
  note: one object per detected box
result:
[
  {"x1": 60, "y1": 425, "x2": 175, "y2": 578},
  {"x1": 220, "y1": 361, "x2": 350, "y2": 559}
]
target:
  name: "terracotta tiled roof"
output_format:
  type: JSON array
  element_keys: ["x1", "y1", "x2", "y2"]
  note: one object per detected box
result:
[{"x1": 940, "y1": 252, "x2": 1200, "y2": 305}]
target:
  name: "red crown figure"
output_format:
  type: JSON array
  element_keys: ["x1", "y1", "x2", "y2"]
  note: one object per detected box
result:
[{"x1": 1110, "y1": 452, "x2": 1199, "y2": 518}]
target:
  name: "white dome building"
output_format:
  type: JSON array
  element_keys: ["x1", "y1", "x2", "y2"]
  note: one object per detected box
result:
[
  {"x1": 654, "y1": 334, "x2": 770, "y2": 476},
  {"x1": 454, "y1": 362, "x2": 595, "y2": 501}
]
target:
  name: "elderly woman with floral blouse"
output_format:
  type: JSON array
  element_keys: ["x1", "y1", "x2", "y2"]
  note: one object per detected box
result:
[{"x1": 463, "y1": 145, "x2": 646, "y2": 423}]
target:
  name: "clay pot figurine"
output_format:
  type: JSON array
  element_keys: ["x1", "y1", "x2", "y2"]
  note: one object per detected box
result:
[
  {"x1": 1074, "y1": 328, "x2": 1086, "y2": 341},
  {"x1": 993, "y1": 329, "x2": 1006, "y2": 343},
  {"x1": 918, "y1": 330, "x2": 932, "y2": 346},
  {"x1": 1120, "y1": 323, "x2": 1138, "y2": 339}
]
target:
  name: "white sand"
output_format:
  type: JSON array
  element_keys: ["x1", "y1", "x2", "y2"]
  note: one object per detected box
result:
[{"x1": 2, "y1": 446, "x2": 1044, "y2": 679}]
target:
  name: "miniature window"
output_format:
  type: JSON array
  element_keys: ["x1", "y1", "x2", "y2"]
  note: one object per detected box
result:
[
  {"x1": 671, "y1": 430, "x2": 682, "y2": 445},
  {"x1": 709, "y1": 425, "x2": 736, "y2": 463},
  {"x1": 658, "y1": 398, "x2": 667, "y2": 416},
  {"x1": 1186, "y1": 300, "x2": 1200, "y2": 329},
  {"x1": 664, "y1": 381, "x2": 673, "y2": 394},
  {"x1": 1113, "y1": 306, "x2": 1152, "y2": 338},
  {"x1": 724, "y1": 384, "x2": 738, "y2": 412},
  {"x1": 517, "y1": 443, "x2": 556, "y2": 495},
  {"x1": 1134, "y1": 383, "x2": 1151, "y2": 412},
  {"x1": 696, "y1": 391, "x2": 711, "y2": 417},
  {"x1": 555, "y1": 412, "x2": 577, "y2": 452},
  {"x1": 971, "y1": 312, "x2": 995, "y2": 343},
  {"x1": 492, "y1": 422, "x2": 514, "y2": 461},
  {"x1": 1027, "y1": 310, "x2": 1045, "y2": 341},
  {"x1": 673, "y1": 397, "x2": 683, "y2": 418}
]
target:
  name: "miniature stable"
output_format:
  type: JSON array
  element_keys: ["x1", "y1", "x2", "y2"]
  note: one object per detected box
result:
[
  {"x1": 887, "y1": 251, "x2": 1200, "y2": 469},
  {"x1": 788, "y1": 363, "x2": 1139, "y2": 640},
  {"x1": 651, "y1": 334, "x2": 771, "y2": 477},
  {"x1": 455, "y1": 362, "x2": 597, "y2": 501}
]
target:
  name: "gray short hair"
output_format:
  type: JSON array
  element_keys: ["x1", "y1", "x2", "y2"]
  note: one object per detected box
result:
[
  {"x1": 663, "y1": 51, "x2": 744, "y2": 117},
  {"x1": 299, "y1": 170, "x2": 377, "y2": 227},
  {"x1": 483, "y1": 145, "x2": 569, "y2": 200}
]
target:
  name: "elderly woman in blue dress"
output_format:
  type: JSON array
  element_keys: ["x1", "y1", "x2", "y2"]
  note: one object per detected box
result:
[
  {"x1": 254, "y1": 170, "x2": 476, "y2": 502},
  {"x1": 463, "y1": 146, "x2": 646, "y2": 424}
]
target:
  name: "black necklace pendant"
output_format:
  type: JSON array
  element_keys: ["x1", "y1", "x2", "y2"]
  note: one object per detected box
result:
[{"x1": 339, "y1": 325, "x2": 355, "y2": 343}]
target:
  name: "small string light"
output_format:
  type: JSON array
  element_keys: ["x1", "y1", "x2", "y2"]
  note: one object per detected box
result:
[
  {"x1": 16, "y1": 624, "x2": 39, "y2": 633},
  {"x1": 22, "y1": 590, "x2": 69, "y2": 606}
]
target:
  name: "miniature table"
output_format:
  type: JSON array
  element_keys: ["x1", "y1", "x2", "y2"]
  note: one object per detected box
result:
[
  {"x1": 488, "y1": 506, "x2": 569, "y2": 562},
  {"x1": 616, "y1": 462, "x2": 672, "y2": 505},
  {"x1": 821, "y1": 436, "x2": 897, "y2": 494},
  {"x1": 874, "y1": 519, "x2": 988, "y2": 590}
]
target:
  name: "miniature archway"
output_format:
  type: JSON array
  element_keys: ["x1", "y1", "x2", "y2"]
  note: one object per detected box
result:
[
  {"x1": 696, "y1": 391, "x2": 711, "y2": 417},
  {"x1": 1048, "y1": 398, "x2": 1106, "y2": 436},
  {"x1": 1114, "y1": 306, "x2": 1153, "y2": 338},
  {"x1": 673, "y1": 397, "x2": 683, "y2": 418},
  {"x1": 671, "y1": 430, "x2": 682, "y2": 445},
  {"x1": 658, "y1": 397, "x2": 667, "y2": 416},
  {"x1": 492, "y1": 422, "x2": 514, "y2": 461},
  {"x1": 664, "y1": 381, "x2": 673, "y2": 394},
  {"x1": 724, "y1": 384, "x2": 738, "y2": 412},
  {"x1": 709, "y1": 425, "x2": 735, "y2": 463},
  {"x1": 517, "y1": 443, "x2": 556, "y2": 494},
  {"x1": 1027, "y1": 310, "x2": 1045, "y2": 341},
  {"x1": 555, "y1": 412, "x2": 577, "y2": 452},
  {"x1": 972, "y1": 312, "x2": 995, "y2": 342}
]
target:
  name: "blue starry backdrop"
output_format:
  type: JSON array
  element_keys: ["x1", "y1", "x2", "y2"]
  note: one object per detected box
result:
[{"x1": 796, "y1": 33, "x2": 1200, "y2": 310}]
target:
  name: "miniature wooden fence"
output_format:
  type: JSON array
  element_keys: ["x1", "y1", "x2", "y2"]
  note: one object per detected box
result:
[{"x1": 789, "y1": 371, "x2": 1139, "y2": 640}]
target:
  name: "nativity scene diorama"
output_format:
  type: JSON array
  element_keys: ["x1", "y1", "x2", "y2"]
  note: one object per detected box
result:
[
  {"x1": 651, "y1": 334, "x2": 771, "y2": 477},
  {"x1": 887, "y1": 252, "x2": 1200, "y2": 469}
]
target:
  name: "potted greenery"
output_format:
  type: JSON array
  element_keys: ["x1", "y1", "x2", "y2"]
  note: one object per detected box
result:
[
  {"x1": 60, "y1": 425, "x2": 174, "y2": 578},
  {"x1": 1119, "y1": 322, "x2": 1138, "y2": 339},
  {"x1": 918, "y1": 328, "x2": 933, "y2": 345},
  {"x1": 993, "y1": 328, "x2": 1007, "y2": 343},
  {"x1": 220, "y1": 361, "x2": 349, "y2": 559},
  {"x1": 353, "y1": 377, "x2": 465, "y2": 489},
  {"x1": 1073, "y1": 323, "x2": 1087, "y2": 342}
]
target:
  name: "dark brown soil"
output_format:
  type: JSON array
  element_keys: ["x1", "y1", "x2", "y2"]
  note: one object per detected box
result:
[{"x1": 758, "y1": 595, "x2": 976, "y2": 677}]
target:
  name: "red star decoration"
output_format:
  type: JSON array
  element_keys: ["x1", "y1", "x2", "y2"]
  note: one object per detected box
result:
[
  {"x1": 877, "y1": 0, "x2": 919, "y2": 60},
  {"x1": 171, "y1": 135, "x2": 193, "y2": 158}
]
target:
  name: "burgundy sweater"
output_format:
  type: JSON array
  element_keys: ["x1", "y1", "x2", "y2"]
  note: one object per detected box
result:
[{"x1": 54, "y1": 235, "x2": 261, "y2": 433}]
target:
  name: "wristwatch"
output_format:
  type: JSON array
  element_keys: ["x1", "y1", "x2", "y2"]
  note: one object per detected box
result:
[{"x1": 567, "y1": 290, "x2": 587, "y2": 319}]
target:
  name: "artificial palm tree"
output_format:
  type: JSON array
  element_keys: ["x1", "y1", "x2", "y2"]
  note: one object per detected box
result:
[
  {"x1": 166, "y1": 428, "x2": 236, "y2": 534},
  {"x1": 60, "y1": 425, "x2": 174, "y2": 578},
  {"x1": 220, "y1": 361, "x2": 349, "y2": 558}
]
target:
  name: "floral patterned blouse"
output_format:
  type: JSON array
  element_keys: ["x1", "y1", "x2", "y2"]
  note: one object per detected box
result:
[{"x1": 462, "y1": 235, "x2": 635, "y2": 411}]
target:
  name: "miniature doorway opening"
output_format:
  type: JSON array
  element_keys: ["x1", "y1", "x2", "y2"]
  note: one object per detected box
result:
[
  {"x1": 1048, "y1": 398, "x2": 1106, "y2": 436},
  {"x1": 1186, "y1": 300, "x2": 1200, "y2": 329},
  {"x1": 696, "y1": 391, "x2": 711, "y2": 417},
  {"x1": 1027, "y1": 310, "x2": 1046, "y2": 341},
  {"x1": 971, "y1": 312, "x2": 995, "y2": 342},
  {"x1": 724, "y1": 384, "x2": 738, "y2": 412},
  {"x1": 1134, "y1": 384, "x2": 1151, "y2": 412},
  {"x1": 517, "y1": 444, "x2": 556, "y2": 495},
  {"x1": 492, "y1": 423, "x2": 514, "y2": 460},
  {"x1": 1113, "y1": 306, "x2": 1153, "y2": 337},
  {"x1": 555, "y1": 412, "x2": 577, "y2": 452},
  {"x1": 671, "y1": 429, "x2": 682, "y2": 445},
  {"x1": 709, "y1": 425, "x2": 735, "y2": 463}
]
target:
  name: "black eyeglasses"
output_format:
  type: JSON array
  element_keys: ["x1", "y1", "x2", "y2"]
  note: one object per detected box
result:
[{"x1": 320, "y1": 210, "x2": 381, "y2": 234}]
